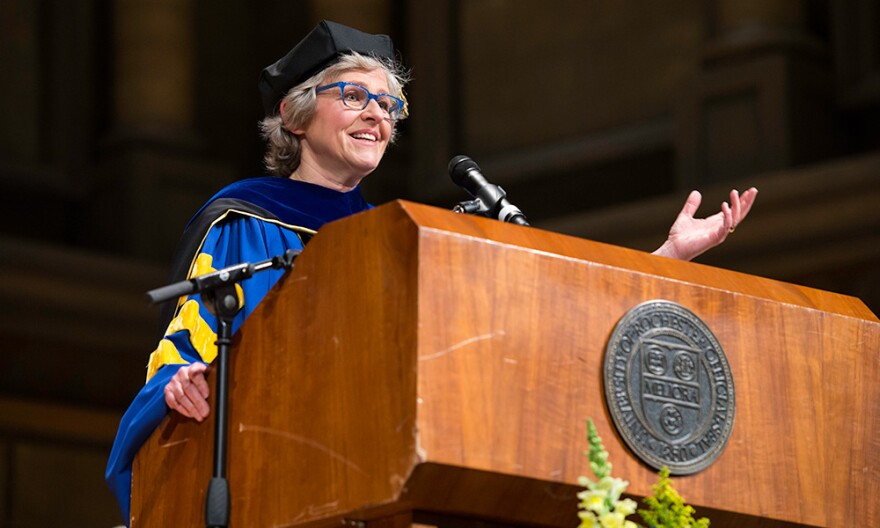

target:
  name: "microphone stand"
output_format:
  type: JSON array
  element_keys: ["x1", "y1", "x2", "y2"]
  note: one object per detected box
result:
[
  {"x1": 146, "y1": 249, "x2": 300, "y2": 528},
  {"x1": 452, "y1": 192, "x2": 530, "y2": 226}
]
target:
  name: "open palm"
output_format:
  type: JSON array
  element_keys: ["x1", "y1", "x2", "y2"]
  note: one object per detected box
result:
[{"x1": 654, "y1": 187, "x2": 758, "y2": 261}]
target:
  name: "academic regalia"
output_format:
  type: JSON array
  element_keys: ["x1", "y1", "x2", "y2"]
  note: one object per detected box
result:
[{"x1": 105, "y1": 176, "x2": 372, "y2": 523}]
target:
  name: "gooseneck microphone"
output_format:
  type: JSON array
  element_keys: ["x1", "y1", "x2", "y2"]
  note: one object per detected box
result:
[{"x1": 448, "y1": 155, "x2": 529, "y2": 226}]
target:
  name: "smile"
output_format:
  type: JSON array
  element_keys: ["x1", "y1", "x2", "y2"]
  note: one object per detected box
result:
[{"x1": 351, "y1": 132, "x2": 379, "y2": 142}]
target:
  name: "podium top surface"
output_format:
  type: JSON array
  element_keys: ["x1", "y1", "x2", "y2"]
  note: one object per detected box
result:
[{"x1": 362, "y1": 200, "x2": 877, "y2": 322}]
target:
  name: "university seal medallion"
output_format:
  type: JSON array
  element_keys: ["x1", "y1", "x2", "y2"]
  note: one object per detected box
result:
[{"x1": 603, "y1": 300, "x2": 735, "y2": 474}]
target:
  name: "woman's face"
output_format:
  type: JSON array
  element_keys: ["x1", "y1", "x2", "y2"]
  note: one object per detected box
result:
[{"x1": 293, "y1": 68, "x2": 394, "y2": 187}]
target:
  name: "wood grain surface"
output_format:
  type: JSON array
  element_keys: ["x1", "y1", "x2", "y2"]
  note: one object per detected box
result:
[{"x1": 131, "y1": 201, "x2": 879, "y2": 528}]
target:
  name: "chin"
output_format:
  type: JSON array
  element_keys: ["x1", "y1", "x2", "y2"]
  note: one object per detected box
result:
[{"x1": 352, "y1": 156, "x2": 383, "y2": 174}]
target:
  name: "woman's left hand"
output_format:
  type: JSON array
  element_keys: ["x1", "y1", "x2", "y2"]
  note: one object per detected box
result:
[{"x1": 653, "y1": 187, "x2": 758, "y2": 261}]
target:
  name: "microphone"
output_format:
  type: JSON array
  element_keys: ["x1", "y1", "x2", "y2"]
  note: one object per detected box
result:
[{"x1": 448, "y1": 155, "x2": 529, "y2": 226}]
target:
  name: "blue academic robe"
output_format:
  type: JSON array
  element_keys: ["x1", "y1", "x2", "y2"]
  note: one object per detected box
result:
[{"x1": 105, "y1": 177, "x2": 372, "y2": 524}]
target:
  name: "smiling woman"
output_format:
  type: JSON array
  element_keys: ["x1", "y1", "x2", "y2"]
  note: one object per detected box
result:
[
  {"x1": 260, "y1": 50, "x2": 409, "y2": 187},
  {"x1": 102, "y1": 17, "x2": 757, "y2": 528},
  {"x1": 290, "y1": 66, "x2": 397, "y2": 189},
  {"x1": 103, "y1": 20, "x2": 410, "y2": 525}
]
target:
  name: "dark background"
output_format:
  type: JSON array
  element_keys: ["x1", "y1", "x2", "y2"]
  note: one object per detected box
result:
[{"x1": 1, "y1": 1, "x2": 878, "y2": 525}]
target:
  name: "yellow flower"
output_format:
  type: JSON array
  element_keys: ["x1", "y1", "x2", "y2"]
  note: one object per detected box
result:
[
  {"x1": 582, "y1": 491, "x2": 606, "y2": 513},
  {"x1": 616, "y1": 498, "x2": 638, "y2": 516},
  {"x1": 598, "y1": 512, "x2": 626, "y2": 528},
  {"x1": 578, "y1": 513, "x2": 600, "y2": 528},
  {"x1": 606, "y1": 477, "x2": 630, "y2": 500}
]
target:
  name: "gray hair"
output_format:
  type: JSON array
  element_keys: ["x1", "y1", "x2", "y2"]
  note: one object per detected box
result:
[{"x1": 259, "y1": 52, "x2": 409, "y2": 177}]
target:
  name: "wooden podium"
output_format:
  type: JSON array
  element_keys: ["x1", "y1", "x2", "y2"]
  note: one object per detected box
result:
[{"x1": 131, "y1": 201, "x2": 879, "y2": 528}]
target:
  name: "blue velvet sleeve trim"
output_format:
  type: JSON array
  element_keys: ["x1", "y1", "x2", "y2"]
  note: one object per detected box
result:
[
  {"x1": 105, "y1": 364, "x2": 182, "y2": 523},
  {"x1": 105, "y1": 215, "x2": 306, "y2": 525}
]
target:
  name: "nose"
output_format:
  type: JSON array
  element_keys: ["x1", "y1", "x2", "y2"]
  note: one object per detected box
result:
[{"x1": 360, "y1": 97, "x2": 387, "y2": 121}]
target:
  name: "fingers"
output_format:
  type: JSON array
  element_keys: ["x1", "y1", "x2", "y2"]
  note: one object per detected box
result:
[
  {"x1": 182, "y1": 377, "x2": 210, "y2": 419},
  {"x1": 729, "y1": 189, "x2": 741, "y2": 226},
  {"x1": 729, "y1": 187, "x2": 759, "y2": 226},
  {"x1": 164, "y1": 384, "x2": 197, "y2": 419},
  {"x1": 164, "y1": 363, "x2": 211, "y2": 421},
  {"x1": 188, "y1": 362, "x2": 210, "y2": 399},
  {"x1": 678, "y1": 190, "x2": 702, "y2": 219},
  {"x1": 719, "y1": 200, "x2": 732, "y2": 237},
  {"x1": 738, "y1": 187, "x2": 758, "y2": 220}
]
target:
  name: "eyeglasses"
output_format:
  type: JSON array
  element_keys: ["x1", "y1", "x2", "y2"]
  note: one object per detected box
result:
[{"x1": 315, "y1": 81, "x2": 405, "y2": 122}]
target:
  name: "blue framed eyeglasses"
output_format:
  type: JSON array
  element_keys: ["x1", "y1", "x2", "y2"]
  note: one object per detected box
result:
[{"x1": 315, "y1": 81, "x2": 405, "y2": 122}]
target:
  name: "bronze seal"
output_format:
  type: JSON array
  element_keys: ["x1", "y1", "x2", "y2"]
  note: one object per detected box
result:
[{"x1": 603, "y1": 300, "x2": 735, "y2": 474}]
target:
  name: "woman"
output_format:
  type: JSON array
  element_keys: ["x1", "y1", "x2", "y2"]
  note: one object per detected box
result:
[
  {"x1": 105, "y1": 20, "x2": 409, "y2": 522},
  {"x1": 105, "y1": 19, "x2": 756, "y2": 523}
]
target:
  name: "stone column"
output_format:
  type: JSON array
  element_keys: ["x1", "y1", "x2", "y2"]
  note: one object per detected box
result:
[
  {"x1": 308, "y1": 0, "x2": 391, "y2": 35},
  {"x1": 676, "y1": 0, "x2": 837, "y2": 186},
  {"x1": 714, "y1": 0, "x2": 808, "y2": 41},
  {"x1": 113, "y1": 0, "x2": 195, "y2": 133},
  {"x1": 92, "y1": 0, "x2": 232, "y2": 261}
]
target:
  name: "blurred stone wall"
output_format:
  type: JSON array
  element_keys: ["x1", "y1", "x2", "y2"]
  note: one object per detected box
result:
[{"x1": 0, "y1": 0, "x2": 877, "y2": 525}]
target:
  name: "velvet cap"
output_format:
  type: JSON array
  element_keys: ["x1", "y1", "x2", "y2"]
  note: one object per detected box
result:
[{"x1": 258, "y1": 20, "x2": 394, "y2": 116}]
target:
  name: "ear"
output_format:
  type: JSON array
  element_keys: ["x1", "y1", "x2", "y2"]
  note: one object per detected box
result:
[{"x1": 279, "y1": 101, "x2": 305, "y2": 135}]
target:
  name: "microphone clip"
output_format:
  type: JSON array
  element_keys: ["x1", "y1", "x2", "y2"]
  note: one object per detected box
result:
[
  {"x1": 452, "y1": 186, "x2": 529, "y2": 226},
  {"x1": 452, "y1": 198, "x2": 490, "y2": 216}
]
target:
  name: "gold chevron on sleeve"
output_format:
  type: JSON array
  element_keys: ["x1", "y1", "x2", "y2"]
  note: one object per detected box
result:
[
  {"x1": 145, "y1": 250, "x2": 251, "y2": 383},
  {"x1": 145, "y1": 339, "x2": 187, "y2": 382}
]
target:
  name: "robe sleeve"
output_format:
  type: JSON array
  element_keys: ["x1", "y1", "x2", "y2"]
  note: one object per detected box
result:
[{"x1": 105, "y1": 214, "x2": 305, "y2": 525}]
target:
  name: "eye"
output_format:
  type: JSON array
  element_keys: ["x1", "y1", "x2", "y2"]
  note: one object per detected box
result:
[
  {"x1": 379, "y1": 96, "x2": 401, "y2": 113},
  {"x1": 342, "y1": 86, "x2": 367, "y2": 105}
]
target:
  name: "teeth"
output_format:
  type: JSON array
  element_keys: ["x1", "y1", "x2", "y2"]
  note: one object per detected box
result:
[{"x1": 352, "y1": 133, "x2": 377, "y2": 141}]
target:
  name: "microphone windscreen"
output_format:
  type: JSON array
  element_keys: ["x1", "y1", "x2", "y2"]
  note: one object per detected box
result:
[{"x1": 448, "y1": 155, "x2": 481, "y2": 187}]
